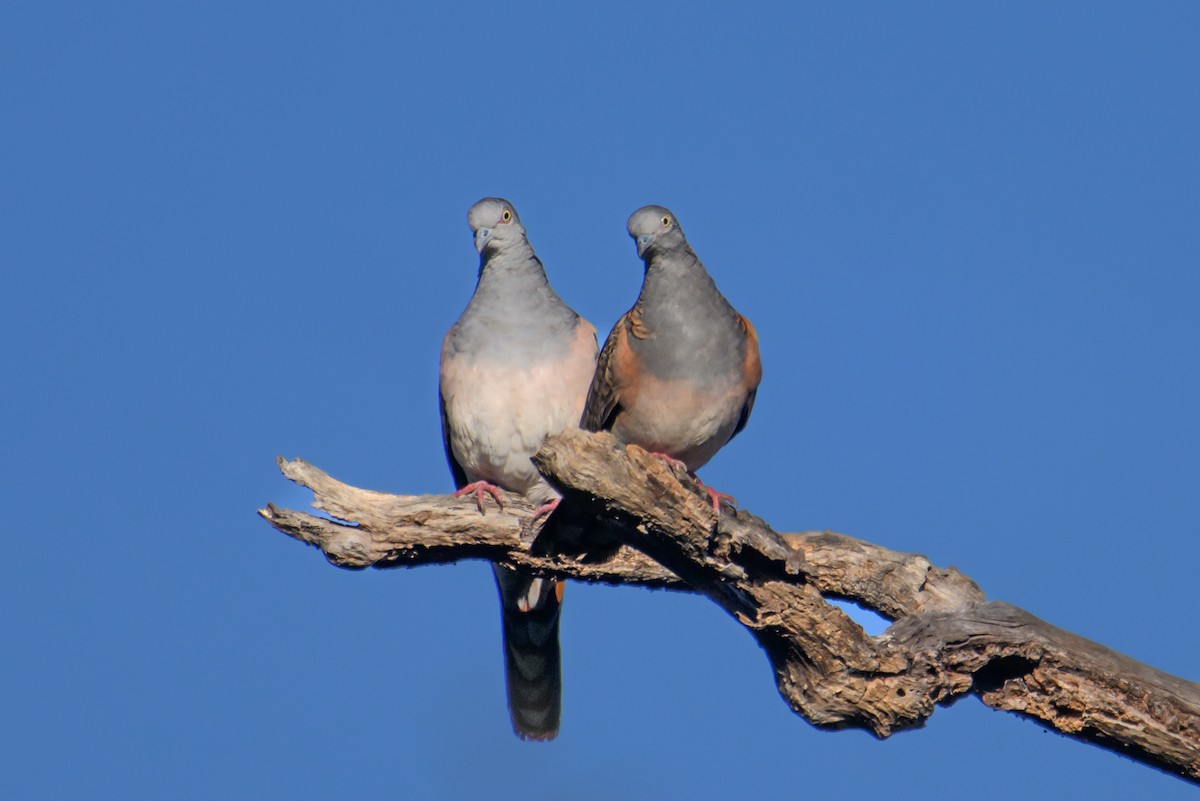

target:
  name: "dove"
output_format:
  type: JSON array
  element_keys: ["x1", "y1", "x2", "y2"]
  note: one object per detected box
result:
[
  {"x1": 439, "y1": 197, "x2": 598, "y2": 740},
  {"x1": 581, "y1": 205, "x2": 761, "y2": 511}
]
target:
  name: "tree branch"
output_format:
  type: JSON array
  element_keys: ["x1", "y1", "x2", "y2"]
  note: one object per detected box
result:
[{"x1": 259, "y1": 429, "x2": 1200, "y2": 784}]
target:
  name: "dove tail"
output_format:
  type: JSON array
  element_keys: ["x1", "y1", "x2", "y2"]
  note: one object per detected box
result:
[{"x1": 492, "y1": 564, "x2": 564, "y2": 741}]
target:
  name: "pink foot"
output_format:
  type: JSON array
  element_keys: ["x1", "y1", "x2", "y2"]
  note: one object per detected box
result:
[
  {"x1": 530, "y1": 497, "x2": 560, "y2": 523},
  {"x1": 692, "y1": 476, "x2": 738, "y2": 514},
  {"x1": 454, "y1": 480, "x2": 504, "y2": 514},
  {"x1": 647, "y1": 451, "x2": 689, "y2": 473}
]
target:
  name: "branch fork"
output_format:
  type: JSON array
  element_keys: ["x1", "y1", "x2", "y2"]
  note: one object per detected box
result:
[{"x1": 260, "y1": 428, "x2": 1200, "y2": 784}]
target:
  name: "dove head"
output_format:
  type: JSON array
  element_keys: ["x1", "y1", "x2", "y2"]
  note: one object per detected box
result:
[
  {"x1": 468, "y1": 197, "x2": 526, "y2": 254},
  {"x1": 627, "y1": 205, "x2": 686, "y2": 258}
]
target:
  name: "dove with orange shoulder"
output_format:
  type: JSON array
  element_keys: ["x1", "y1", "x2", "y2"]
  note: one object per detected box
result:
[{"x1": 581, "y1": 205, "x2": 761, "y2": 511}]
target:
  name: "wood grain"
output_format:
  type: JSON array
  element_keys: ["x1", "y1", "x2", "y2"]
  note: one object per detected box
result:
[{"x1": 260, "y1": 428, "x2": 1200, "y2": 784}]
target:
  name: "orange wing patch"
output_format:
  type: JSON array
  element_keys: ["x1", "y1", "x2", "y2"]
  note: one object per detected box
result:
[
  {"x1": 582, "y1": 309, "x2": 634, "y2": 431},
  {"x1": 738, "y1": 314, "x2": 762, "y2": 391},
  {"x1": 627, "y1": 301, "x2": 654, "y2": 340}
]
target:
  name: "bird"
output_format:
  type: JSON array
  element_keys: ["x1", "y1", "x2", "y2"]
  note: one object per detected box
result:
[
  {"x1": 581, "y1": 205, "x2": 761, "y2": 511},
  {"x1": 439, "y1": 197, "x2": 598, "y2": 740}
]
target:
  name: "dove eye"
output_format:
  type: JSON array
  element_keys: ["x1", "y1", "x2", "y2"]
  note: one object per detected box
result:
[
  {"x1": 660, "y1": 215, "x2": 671, "y2": 227},
  {"x1": 502, "y1": 210, "x2": 512, "y2": 222}
]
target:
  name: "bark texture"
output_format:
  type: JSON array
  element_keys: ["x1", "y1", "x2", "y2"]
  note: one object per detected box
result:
[{"x1": 259, "y1": 429, "x2": 1200, "y2": 784}]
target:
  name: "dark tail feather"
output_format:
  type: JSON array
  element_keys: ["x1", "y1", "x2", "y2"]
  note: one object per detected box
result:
[{"x1": 492, "y1": 564, "x2": 564, "y2": 741}]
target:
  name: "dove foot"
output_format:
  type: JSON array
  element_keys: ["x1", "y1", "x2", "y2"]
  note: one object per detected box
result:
[
  {"x1": 530, "y1": 498, "x2": 560, "y2": 523},
  {"x1": 647, "y1": 451, "x2": 689, "y2": 473},
  {"x1": 691, "y1": 475, "x2": 738, "y2": 514},
  {"x1": 454, "y1": 480, "x2": 505, "y2": 513}
]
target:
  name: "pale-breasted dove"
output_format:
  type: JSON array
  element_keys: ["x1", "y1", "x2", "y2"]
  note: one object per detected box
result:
[{"x1": 439, "y1": 197, "x2": 598, "y2": 740}]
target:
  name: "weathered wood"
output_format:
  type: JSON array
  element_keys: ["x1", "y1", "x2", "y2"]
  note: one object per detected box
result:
[
  {"x1": 259, "y1": 430, "x2": 1200, "y2": 785},
  {"x1": 259, "y1": 457, "x2": 678, "y2": 587}
]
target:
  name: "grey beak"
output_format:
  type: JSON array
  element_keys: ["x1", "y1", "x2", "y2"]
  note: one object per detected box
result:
[
  {"x1": 475, "y1": 227, "x2": 493, "y2": 253},
  {"x1": 636, "y1": 233, "x2": 653, "y2": 256}
]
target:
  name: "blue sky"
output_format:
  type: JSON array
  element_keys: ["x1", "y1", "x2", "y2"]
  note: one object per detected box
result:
[{"x1": 3, "y1": 2, "x2": 1198, "y2": 799}]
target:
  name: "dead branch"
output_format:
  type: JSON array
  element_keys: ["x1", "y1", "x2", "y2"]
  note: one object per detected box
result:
[{"x1": 259, "y1": 429, "x2": 1200, "y2": 784}]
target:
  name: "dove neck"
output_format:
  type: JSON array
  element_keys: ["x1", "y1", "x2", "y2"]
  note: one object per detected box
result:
[
  {"x1": 641, "y1": 247, "x2": 718, "y2": 303},
  {"x1": 635, "y1": 247, "x2": 736, "y2": 344},
  {"x1": 475, "y1": 245, "x2": 550, "y2": 291}
]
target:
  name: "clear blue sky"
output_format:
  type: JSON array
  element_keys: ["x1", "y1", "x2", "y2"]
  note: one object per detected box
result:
[{"x1": 3, "y1": 3, "x2": 1198, "y2": 799}]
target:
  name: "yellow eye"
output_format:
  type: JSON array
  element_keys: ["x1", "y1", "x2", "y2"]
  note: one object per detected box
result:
[
  {"x1": 660, "y1": 215, "x2": 671, "y2": 227},
  {"x1": 502, "y1": 210, "x2": 512, "y2": 222}
]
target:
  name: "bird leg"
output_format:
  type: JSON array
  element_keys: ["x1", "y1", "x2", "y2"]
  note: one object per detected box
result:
[
  {"x1": 530, "y1": 497, "x2": 560, "y2": 523},
  {"x1": 647, "y1": 451, "x2": 690, "y2": 474},
  {"x1": 690, "y1": 474, "x2": 738, "y2": 514},
  {"x1": 454, "y1": 480, "x2": 505, "y2": 514},
  {"x1": 645, "y1": 452, "x2": 735, "y2": 513}
]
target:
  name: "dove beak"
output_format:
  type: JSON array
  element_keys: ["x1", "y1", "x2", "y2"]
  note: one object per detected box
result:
[
  {"x1": 636, "y1": 233, "x2": 653, "y2": 257},
  {"x1": 474, "y1": 227, "x2": 493, "y2": 253}
]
